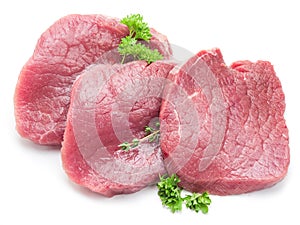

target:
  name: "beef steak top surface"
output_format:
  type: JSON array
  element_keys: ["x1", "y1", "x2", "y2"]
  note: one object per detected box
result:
[
  {"x1": 14, "y1": 14, "x2": 172, "y2": 145},
  {"x1": 160, "y1": 48, "x2": 289, "y2": 195},
  {"x1": 61, "y1": 60, "x2": 175, "y2": 197}
]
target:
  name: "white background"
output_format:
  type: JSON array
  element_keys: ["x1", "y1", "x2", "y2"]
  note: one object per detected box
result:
[{"x1": 1, "y1": 0, "x2": 299, "y2": 224}]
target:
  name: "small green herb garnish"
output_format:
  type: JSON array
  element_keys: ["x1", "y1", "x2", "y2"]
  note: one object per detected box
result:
[
  {"x1": 157, "y1": 174, "x2": 183, "y2": 213},
  {"x1": 118, "y1": 14, "x2": 163, "y2": 64},
  {"x1": 184, "y1": 192, "x2": 211, "y2": 214},
  {"x1": 118, "y1": 138, "x2": 140, "y2": 151},
  {"x1": 120, "y1": 14, "x2": 152, "y2": 41},
  {"x1": 157, "y1": 174, "x2": 211, "y2": 214},
  {"x1": 118, "y1": 123, "x2": 160, "y2": 151}
]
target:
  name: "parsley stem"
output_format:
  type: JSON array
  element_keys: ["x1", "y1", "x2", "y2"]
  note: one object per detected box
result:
[
  {"x1": 118, "y1": 127, "x2": 160, "y2": 151},
  {"x1": 139, "y1": 129, "x2": 160, "y2": 143},
  {"x1": 121, "y1": 54, "x2": 126, "y2": 64}
]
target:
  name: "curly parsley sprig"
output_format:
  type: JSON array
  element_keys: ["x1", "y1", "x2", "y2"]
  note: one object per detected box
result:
[
  {"x1": 118, "y1": 14, "x2": 163, "y2": 64},
  {"x1": 184, "y1": 192, "x2": 211, "y2": 214},
  {"x1": 157, "y1": 174, "x2": 211, "y2": 214},
  {"x1": 157, "y1": 174, "x2": 184, "y2": 213},
  {"x1": 120, "y1": 14, "x2": 152, "y2": 41}
]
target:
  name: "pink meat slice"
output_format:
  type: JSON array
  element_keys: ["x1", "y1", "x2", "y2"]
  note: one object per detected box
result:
[
  {"x1": 160, "y1": 48, "x2": 289, "y2": 195},
  {"x1": 61, "y1": 60, "x2": 175, "y2": 197},
  {"x1": 14, "y1": 14, "x2": 172, "y2": 145}
]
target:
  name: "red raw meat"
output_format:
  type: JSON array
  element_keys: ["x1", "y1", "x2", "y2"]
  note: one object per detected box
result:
[
  {"x1": 160, "y1": 48, "x2": 289, "y2": 195},
  {"x1": 14, "y1": 14, "x2": 172, "y2": 145},
  {"x1": 61, "y1": 60, "x2": 175, "y2": 197}
]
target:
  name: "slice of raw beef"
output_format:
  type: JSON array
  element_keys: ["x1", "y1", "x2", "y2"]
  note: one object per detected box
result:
[
  {"x1": 160, "y1": 48, "x2": 289, "y2": 195},
  {"x1": 14, "y1": 14, "x2": 172, "y2": 145},
  {"x1": 61, "y1": 60, "x2": 174, "y2": 197}
]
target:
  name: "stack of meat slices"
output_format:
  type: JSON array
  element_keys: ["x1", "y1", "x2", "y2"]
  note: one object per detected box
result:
[{"x1": 14, "y1": 14, "x2": 289, "y2": 197}]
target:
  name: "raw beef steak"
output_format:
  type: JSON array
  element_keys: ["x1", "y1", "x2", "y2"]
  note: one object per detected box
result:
[
  {"x1": 14, "y1": 14, "x2": 172, "y2": 145},
  {"x1": 61, "y1": 60, "x2": 174, "y2": 197},
  {"x1": 160, "y1": 48, "x2": 289, "y2": 195}
]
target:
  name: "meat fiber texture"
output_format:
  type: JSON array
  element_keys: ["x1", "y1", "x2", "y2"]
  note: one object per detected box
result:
[
  {"x1": 61, "y1": 60, "x2": 175, "y2": 197},
  {"x1": 14, "y1": 14, "x2": 172, "y2": 145},
  {"x1": 160, "y1": 48, "x2": 289, "y2": 195}
]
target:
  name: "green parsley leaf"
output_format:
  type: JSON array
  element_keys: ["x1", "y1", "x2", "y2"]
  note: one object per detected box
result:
[
  {"x1": 131, "y1": 138, "x2": 140, "y2": 148},
  {"x1": 157, "y1": 174, "x2": 183, "y2": 213},
  {"x1": 118, "y1": 14, "x2": 163, "y2": 64},
  {"x1": 118, "y1": 142, "x2": 131, "y2": 151},
  {"x1": 184, "y1": 192, "x2": 211, "y2": 214},
  {"x1": 118, "y1": 37, "x2": 163, "y2": 64},
  {"x1": 145, "y1": 126, "x2": 154, "y2": 134},
  {"x1": 120, "y1": 14, "x2": 152, "y2": 41},
  {"x1": 118, "y1": 36, "x2": 137, "y2": 55},
  {"x1": 157, "y1": 174, "x2": 211, "y2": 214}
]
